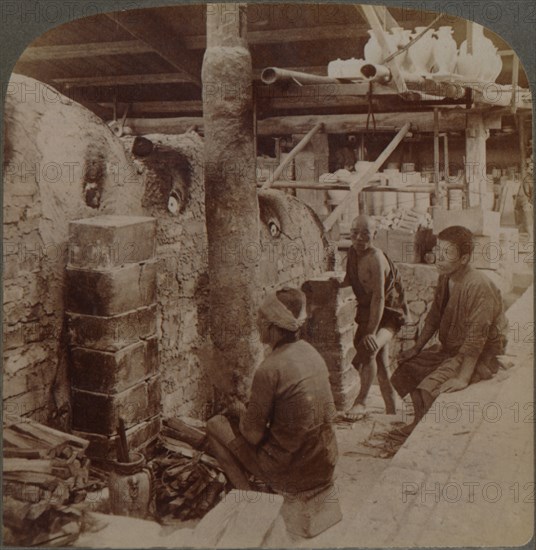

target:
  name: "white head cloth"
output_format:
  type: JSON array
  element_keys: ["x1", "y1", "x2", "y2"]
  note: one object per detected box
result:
[{"x1": 259, "y1": 292, "x2": 307, "y2": 332}]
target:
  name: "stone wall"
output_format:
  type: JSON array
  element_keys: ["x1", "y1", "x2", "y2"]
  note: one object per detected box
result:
[
  {"x1": 3, "y1": 74, "x2": 332, "y2": 428},
  {"x1": 123, "y1": 133, "x2": 214, "y2": 419},
  {"x1": 3, "y1": 74, "x2": 145, "y2": 428}
]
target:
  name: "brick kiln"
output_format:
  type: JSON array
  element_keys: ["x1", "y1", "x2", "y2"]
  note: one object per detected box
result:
[{"x1": 3, "y1": 74, "x2": 340, "y2": 465}]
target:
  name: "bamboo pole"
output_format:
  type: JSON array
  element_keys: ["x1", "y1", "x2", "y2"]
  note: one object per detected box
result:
[
  {"x1": 360, "y1": 5, "x2": 407, "y2": 94},
  {"x1": 323, "y1": 122, "x2": 411, "y2": 231},
  {"x1": 263, "y1": 122, "x2": 323, "y2": 188}
]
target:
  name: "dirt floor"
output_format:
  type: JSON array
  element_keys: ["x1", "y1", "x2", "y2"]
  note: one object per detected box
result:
[{"x1": 75, "y1": 385, "x2": 405, "y2": 548}]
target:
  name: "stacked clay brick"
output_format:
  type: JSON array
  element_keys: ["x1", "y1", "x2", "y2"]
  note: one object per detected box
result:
[
  {"x1": 302, "y1": 273, "x2": 358, "y2": 411},
  {"x1": 66, "y1": 216, "x2": 161, "y2": 461}
]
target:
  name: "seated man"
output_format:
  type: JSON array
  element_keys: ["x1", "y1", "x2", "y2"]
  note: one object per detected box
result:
[
  {"x1": 206, "y1": 288, "x2": 338, "y2": 494},
  {"x1": 341, "y1": 215, "x2": 409, "y2": 420},
  {"x1": 391, "y1": 225, "x2": 508, "y2": 436}
]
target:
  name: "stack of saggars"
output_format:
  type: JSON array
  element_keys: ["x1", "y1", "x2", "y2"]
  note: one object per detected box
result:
[
  {"x1": 152, "y1": 417, "x2": 227, "y2": 523},
  {"x1": 3, "y1": 417, "x2": 96, "y2": 546}
]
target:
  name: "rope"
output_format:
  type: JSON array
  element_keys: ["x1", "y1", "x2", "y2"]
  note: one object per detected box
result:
[
  {"x1": 366, "y1": 81, "x2": 376, "y2": 132},
  {"x1": 380, "y1": 13, "x2": 443, "y2": 65}
]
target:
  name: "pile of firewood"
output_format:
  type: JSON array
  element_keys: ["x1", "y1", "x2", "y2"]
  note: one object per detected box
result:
[
  {"x1": 152, "y1": 417, "x2": 227, "y2": 522},
  {"x1": 3, "y1": 418, "x2": 93, "y2": 546}
]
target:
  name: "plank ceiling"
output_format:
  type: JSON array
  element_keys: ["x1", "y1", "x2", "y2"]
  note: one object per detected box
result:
[{"x1": 13, "y1": 4, "x2": 527, "y2": 121}]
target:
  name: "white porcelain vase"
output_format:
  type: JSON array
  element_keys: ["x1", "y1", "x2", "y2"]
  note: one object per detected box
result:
[
  {"x1": 432, "y1": 26, "x2": 458, "y2": 73},
  {"x1": 364, "y1": 30, "x2": 383, "y2": 64},
  {"x1": 456, "y1": 23, "x2": 502, "y2": 82},
  {"x1": 407, "y1": 27, "x2": 435, "y2": 74}
]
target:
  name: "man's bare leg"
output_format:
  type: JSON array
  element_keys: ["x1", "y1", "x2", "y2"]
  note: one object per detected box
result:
[
  {"x1": 395, "y1": 389, "x2": 435, "y2": 436},
  {"x1": 206, "y1": 415, "x2": 252, "y2": 490},
  {"x1": 377, "y1": 344, "x2": 396, "y2": 414},
  {"x1": 345, "y1": 328, "x2": 394, "y2": 420}
]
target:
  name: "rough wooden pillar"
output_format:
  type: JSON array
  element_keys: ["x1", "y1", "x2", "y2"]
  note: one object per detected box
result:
[
  {"x1": 202, "y1": 4, "x2": 261, "y2": 399},
  {"x1": 465, "y1": 113, "x2": 489, "y2": 207}
]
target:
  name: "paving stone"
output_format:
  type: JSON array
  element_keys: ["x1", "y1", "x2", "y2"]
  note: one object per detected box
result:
[
  {"x1": 65, "y1": 261, "x2": 157, "y2": 316},
  {"x1": 68, "y1": 215, "x2": 156, "y2": 269}
]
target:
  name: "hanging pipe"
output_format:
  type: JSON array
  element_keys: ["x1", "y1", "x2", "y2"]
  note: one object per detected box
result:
[
  {"x1": 360, "y1": 63, "x2": 391, "y2": 83},
  {"x1": 261, "y1": 67, "x2": 339, "y2": 85}
]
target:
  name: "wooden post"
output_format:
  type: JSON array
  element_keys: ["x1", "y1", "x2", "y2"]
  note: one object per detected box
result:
[
  {"x1": 465, "y1": 113, "x2": 488, "y2": 207},
  {"x1": 263, "y1": 122, "x2": 323, "y2": 188},
  {"x1": 519, "y1": 114, "x2": 526, "y2": 180},
  {"x1": 433, "y1": 108, "x2": 443, "y2": 206},
  {"x1": 511, "y1": 53, "x2": 520, "y2": 114},
  {"x1": 323, "y1": 123, "x2": 411, "y2": 231},
  {"x1": 202, "y1": 3, "x2": 261, "y2": 399}
]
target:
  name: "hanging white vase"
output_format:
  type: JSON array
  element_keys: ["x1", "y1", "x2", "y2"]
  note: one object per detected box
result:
[
  {"x1": 408, "y1": 27, "x2": 434, "y2": 74},
  {"x1": 364, "y1": 30, "x2": 383, "y2": 64},
  {"x1": 432, "y1": 26, "x2": 458, "y2": 74}
]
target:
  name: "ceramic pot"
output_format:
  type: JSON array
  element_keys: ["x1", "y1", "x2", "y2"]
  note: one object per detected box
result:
[
  {"x1": 432, "y1": 26, "x2": 457, "y2": 73},
  {"x1": 364, "y1": 30, "x2": 383, "y2": 64},
  {"x1": 109, "y1": 452, "x2": 153, "y2": 519},
  {"x1": 456, "y1": 23, "x2": 502, "y2": 82},
  {"x1": 408, "y1": 27, "x2": 434, "y2": 73}
]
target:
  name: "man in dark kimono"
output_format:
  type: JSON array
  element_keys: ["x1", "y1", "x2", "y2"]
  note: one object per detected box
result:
[
  {"x1": 341, "y1": 215, "x2": 409, "y2": 420},
  {"x1": 391, "y1": 225, "x2": 508, "y2": 435},
  {"x1": 206, "y1": 288, "x2": 338, "y2": 494}
]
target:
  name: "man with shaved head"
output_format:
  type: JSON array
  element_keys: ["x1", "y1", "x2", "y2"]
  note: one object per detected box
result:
[{"x1": 341, "y1": 215, "x2": 409, "y2": 420}]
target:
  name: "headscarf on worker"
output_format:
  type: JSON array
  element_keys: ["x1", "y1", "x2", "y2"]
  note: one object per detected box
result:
[{"x1": 258, "y1": 289, "x2": 307, "y2": 332}]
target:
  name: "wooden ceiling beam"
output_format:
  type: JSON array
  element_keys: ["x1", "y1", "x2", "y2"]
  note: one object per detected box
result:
[
  {"x1": 119, "y1": 111, "x2": 470, "y2": 136},
  {"x1": 51, "y1": 73, "x2": 195, "y2": 87},
  {"x1": 19, "y1": 18, "x2": 431, "y2": 63},
  {"x1": 18, "y1": 40, "x2": 152, "y2": 62},
  {"x1": 98, "y1": 100, "x2": 204, "y2": 114},
  {"x1": 50, "y1": 67, "x2": 329, "y2": 88},
  {"x1": 105, "y1": 11, "x2": 201, "y2": 87}
]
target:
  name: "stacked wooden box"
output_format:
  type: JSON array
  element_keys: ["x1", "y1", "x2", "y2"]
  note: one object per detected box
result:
[{"x1": 66, "y1": 216, "x2": 161, "y2": 461}]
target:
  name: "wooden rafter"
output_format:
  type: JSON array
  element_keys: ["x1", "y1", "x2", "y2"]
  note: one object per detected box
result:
[
  {"x1": 52, "y1": 73, "x2": 195, "y2": 87},
  {"x1": 18, "y1": 19, "x2": 429, "y2": 63},
  {"x1": 106, "y1": 11, "x2": 201, "y2": 87},
  {"x1": 18, "y1": 41, "x2": 152, "y2": 62},
  {"x1": 120, "y1": 111, "x2": 471, "y2": 136}
]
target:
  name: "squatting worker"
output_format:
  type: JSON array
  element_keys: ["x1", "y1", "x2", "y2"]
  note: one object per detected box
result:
[
  {"x1": 341, "y1": 215, "x2": 409, "y2": 421},
  {"x1": 390, "y1": 225, "x2": 508, "y2": 436},
  {"x1": 206, "y1": 287, "x2": 338, "y2": 493}
]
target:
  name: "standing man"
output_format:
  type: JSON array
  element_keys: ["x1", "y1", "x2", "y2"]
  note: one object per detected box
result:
[
  {"x1": 342, "y1": 215, "x2": 408, "y2": 420},
  {"x1": 206, "y1": 287, "x2": 338, "y2": 494},
  {"x1": 390, "y1": 225, "x2": 508, "y2": 436}
]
